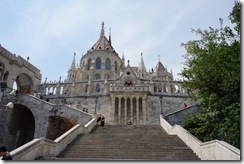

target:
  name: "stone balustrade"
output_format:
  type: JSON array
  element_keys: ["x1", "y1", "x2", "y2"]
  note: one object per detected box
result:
[
  {"x1": 109, "y1": 85, "x2": 149, "y2": 92},
  {"x1": 10, "y1": 117, "x2": 97, "y2": 160},
  {"x1": 9, "y1": 114, "x2": 240, "y2": 160},
  {"x1": 0, "y1": 45, "x2": 41, "y2": 80},
  {"x1": 160, "y1": 115, "x2": 240, "y2": 160},
  {"x1": 37, "y1": 82, "x2": 189, "y2": 97}
]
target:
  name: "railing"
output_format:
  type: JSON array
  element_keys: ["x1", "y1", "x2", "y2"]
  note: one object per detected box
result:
[
  {"x1": 10, "y1": 117, "x2": 97, "y2": 160},
  {"x1": 109, "y1": 86, "x2": 149, "y2": 92},
  {"x1": 160, "y1": 114, "x2": 240, "y2": 160}
]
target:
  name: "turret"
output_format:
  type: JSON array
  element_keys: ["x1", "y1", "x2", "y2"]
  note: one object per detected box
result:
[
  {"x1": 67, "y1": 52, "x2": 77, "y2": 82},
  {"x1": 138, "y1": 53, "x2": 147, "y2": 78}
]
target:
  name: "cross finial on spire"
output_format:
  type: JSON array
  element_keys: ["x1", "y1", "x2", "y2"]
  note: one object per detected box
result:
[{"x1": 158, "y1": 55, "x2": 160, "y2": 61}]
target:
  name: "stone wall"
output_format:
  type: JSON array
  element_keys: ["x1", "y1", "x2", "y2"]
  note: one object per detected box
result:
[
  {"x1": 164, "y1": 105, "x2": 201, "y2": 127},
  {"x1": 48, "y1": 95, "x2": 196, "y2": 125}
]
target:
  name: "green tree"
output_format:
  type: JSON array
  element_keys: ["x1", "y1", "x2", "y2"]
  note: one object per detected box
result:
[{"x1": 180, "y1": 1, "x2": 240, "y2": 148}]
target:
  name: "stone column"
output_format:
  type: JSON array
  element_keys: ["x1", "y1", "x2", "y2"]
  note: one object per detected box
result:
[
  {"x1": 111, "y1": 95, "x2": 115, "y2": 124},
  {"x1": 136, "y1": 96, "x2": 139, "y2": 125},
  {"x1": 87, "y1": 81, "x2": 91, "y2": 96},
  {"x1": 142, "y1": 97, "x2": 147, "y2": 125},
  {"x1": 71, "y1": 82, "x2": 75, "y2": 96},
  {"x1": 130, "y1": 97, "x2": 133, "y2": 123},
  {"x1": 125, "y1": 96, "x2": 127, "y2": 125},
  {"x1": 150, "y1": 80, "x2": 154, "y2": 95},
  {"x1": 118, "y1": 96, "x2": 121, "y2": 125},
  {"x1": 103, "y1": 80, "x2": 108, "y2": 95},
  {"x1": 56, "y1": 84, "x2": 60, "y2": 96}
]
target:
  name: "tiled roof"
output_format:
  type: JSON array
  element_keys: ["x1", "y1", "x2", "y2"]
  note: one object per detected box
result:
[{"x1": 89, "y1": 35, "x2": 114, "y2": 52}]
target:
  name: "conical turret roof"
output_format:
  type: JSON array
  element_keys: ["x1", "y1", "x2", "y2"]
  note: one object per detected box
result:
[
  {"x1": 139, "y1": 53, "x2": 146, "y2": 72},
  {"x1": 69, "y1": 52, "x2": 76, "y2": 70}
]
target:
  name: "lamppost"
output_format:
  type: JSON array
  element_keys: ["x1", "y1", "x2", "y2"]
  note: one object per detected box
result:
[
  {"x1": 160, "y1": 96, "x2": 163, "y2": 115},
  {"x1": 94, "y1": 96, "x2": 98, "y2": 114}
]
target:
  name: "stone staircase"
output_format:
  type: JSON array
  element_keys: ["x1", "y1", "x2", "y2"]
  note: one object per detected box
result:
[{"x1": 39, "y1": 125, "x2": 200, "y2": 160}]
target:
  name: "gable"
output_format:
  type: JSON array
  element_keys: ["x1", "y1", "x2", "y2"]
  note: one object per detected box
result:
[{"x1": 120, "y1": 62, "x2": 138, "y2": 85}]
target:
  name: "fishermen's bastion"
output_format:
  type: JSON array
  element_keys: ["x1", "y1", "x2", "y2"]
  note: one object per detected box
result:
[{"x1": 0, "y1": 22, "x2": 239, "y2": 160}]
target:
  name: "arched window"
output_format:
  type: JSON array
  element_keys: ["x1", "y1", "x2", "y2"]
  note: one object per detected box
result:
[
  {"x1": 95, "y1": 83, "x2": 100, "y2": 92},
  {"x1": 114, "y1": 61, "x2": 117, "y2": 71},
  {"x1": 104, "y1": 74, "x2": 110, "y2": 80},
  {"x1": 95, "y1": 74, "x2": 100, "y2": 80},
  {"x1": 96, "y1": 57, "x2": 101, "y2": 69},
  {"x1": 3, "y1": 71, "x2": 9, "y2": 81},
  {"x1": 87, "y1": 58, "x2": 92, "y2": 70},
  {"x1": 105, "y1": 58, "x2": 110, "y2": 70}
]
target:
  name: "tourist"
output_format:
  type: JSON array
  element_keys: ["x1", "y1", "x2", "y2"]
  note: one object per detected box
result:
[
  {"x1": 23, "y1": 89, "x2": 28, "y2": 94},
  {"x1": 39, "y1": 94, "x2": 43, "y2": 100},
  {"x1": 100, "y1": 115, "x2": 105, "y2": 128},
  {"x1": 0, "y1": 145, "x2": 12, "y2": 160},
  {"x1": 127, "y1": 120, "x2": 132, "y2": 125},
  {"x1": 97, "y1": 114, "x2": 101, "y2": 125},
  {"x1": 183, "y1": 103, "x2": 187, "y2": 108},
  {"x1": 34, "y1": 91, "x2": 38, "y2": 97}
]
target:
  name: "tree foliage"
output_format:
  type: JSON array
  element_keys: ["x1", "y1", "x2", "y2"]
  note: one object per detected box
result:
[{"x1": 180, "y1": 1, "x2": 240, "y2": 148}]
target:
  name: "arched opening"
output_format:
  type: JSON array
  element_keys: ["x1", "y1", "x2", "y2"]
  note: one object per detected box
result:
[
  {"x1": 114, "y1": 61, "x2": 117, "y2": 72},
  {"x1": 3, "y1": 71, "x2": 9, "y2": 81},
  {"x1": 60, "y1": 86, "x2": 63, "y2": 94},
  {"x1": 0, "y1": 62, "x2": 5, "y2": 81},
  {"x1": 15, "y1": 73, "x2": 33, "y2": 94},
  {"x1": 170, "y1": 84, "x2": 177, "y2": 93},
  {"x1": 95, "y1": 74, "x2": 100, "y2": 80},
  {"x1": 125, "y1": 80, "x2": 133, "y2": 86},
  {"x1": 95, "y1": 83, "x2": 100, "y2": 92},
  {"x1": 46, "y1": 116, "x2": 76, "y2": 140},
  {"x1": 8, "y1": 104, "x2": 35, "y2": 149},
  {"x1": 114, "y1": 97, "x2": 119, "y2": 124},
  {"x1": 132, "y1": 97, "x2": 137, "y2": 123},
  {"x1": 139, "y1": 97, "x2": 143, "y2": 124},
  {"x1": 87, "y1": 58, "x2": 92, "y2": 70},
  {"x1": 121, "y1": 97, "x2": 125, "y2": 124},
  {"x1": 126, "y1": 98, "x2": 131, "y2": 122},
  {"x1": 12, "y1": 81, "x2": 17, "y2": 90}
]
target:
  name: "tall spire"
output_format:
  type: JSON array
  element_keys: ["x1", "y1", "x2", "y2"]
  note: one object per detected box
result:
[
  {"x1": 122, "y1": 52, "x2": 125, "y2": 62},
  {"x1": 100, "y1": 21, "x2": 105, "y2": 38},
  {"x1": 70, "y1": 52, "x2": 76, "y2": 70},
  {"x1": 109, "y1": 27, "x2": 112, "y2": 45},
  {"x1": 139, "y1": 52, "x2": 146, "y2": 72}
]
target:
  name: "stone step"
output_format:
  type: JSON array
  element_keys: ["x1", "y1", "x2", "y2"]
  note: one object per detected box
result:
[{"x1": 52, "y1": 125, "x2": 200, "y2": 160}]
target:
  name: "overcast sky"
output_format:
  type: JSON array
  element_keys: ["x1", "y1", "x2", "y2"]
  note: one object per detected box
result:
[{"x1": 0, "y1": 0, "x2": 237, "y2": 82}]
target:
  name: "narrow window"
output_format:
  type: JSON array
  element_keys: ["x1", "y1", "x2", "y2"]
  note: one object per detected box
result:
[
  {"x1": 105, "y1": 58, "x2": 110, "y2": 70},
  {"x1": 96, "y1": 57, "x2": 101, "y2": 69},
  {"x1": 87, "y1": 58, "x2": 92, "y2": 70}
]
